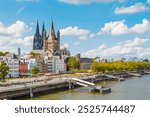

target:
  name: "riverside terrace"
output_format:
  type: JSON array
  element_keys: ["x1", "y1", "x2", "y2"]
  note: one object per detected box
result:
[
  {"x1": 0, "y1": 70, "x2": 150, "y2": 100},
  {"x1": 0, "y1": 74, "x2": 95, "y2": 99}
]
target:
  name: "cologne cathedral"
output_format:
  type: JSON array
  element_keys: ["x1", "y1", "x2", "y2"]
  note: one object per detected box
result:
[{"x1": 33, "y1": 20, "x2": 70, "y2": 57}]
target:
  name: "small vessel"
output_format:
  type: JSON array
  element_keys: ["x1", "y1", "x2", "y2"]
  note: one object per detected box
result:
[
  {"x1": 119, "y1": 78, "x2": 125, "y2": 81},
  {"x1": 127, "y1": 72, "x2": 142, "y2": 77},
  {"x1": 90, "y1": 86, "x2": 111, "y2": 93}
]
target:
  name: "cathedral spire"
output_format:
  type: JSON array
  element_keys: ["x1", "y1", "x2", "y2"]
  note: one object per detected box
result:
[
  {"x1": 35, "y1": 20, "x2": 40, "y2": 35},
  {"x1": 57, "y1": 30, "x2": 60, "y2": 40},
  {"x1": 42, "y1": 22, "x2": 45, "y2": 33},
  {"x1": 47, "y1": 20, "x2": 61, "y2": 54},
  {"x1": 50, "y1": 20, "x2": 55, "y2": 35},
  {"x1": 42, "y1": 22, "x2": 46, "y2": 38},
  {"x1": 33, "y1": 20, "x2": 43, "y2": 50},
  {"x1": 48, "y1": 20, "x2": 56, "y2": 41}
]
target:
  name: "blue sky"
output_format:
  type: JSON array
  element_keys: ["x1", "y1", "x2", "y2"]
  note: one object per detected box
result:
[{"x1": 0, "y1": 0, "x2": 150, "y2": 59}]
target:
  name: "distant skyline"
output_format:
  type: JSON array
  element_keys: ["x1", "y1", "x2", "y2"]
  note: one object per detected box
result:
[{"x1": 0, "y1": 0, "x2": 150, "y2": 59}]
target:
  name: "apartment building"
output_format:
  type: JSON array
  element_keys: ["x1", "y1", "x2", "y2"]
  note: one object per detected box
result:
[
  {"x1": 45, "y1": 56, "x2": 65, "y2": 73},
  {"x1": 0, "y1": 54, "x2": 19, "y2": 78}
]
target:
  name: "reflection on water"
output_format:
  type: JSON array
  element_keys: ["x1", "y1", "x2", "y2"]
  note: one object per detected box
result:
[{"x1": 27, "y1": 75, "x2": 150, "y2": 100}]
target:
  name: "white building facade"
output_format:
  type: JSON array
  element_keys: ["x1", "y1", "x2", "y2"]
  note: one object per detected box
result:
[
  {"x1": 45, "y1": 56, "x2": 65, "y2": 73},
  {"x1": 28, "y1": 58, "x2": 37, "y2": 72},
  {"x1": 0, "y1": 54, "x2": 19, "y2": 78}
]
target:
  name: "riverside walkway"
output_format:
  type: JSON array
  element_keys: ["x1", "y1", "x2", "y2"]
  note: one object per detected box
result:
[
  {"x1": 0, "y1": 71, "x2": 146, "y2": 99},
  {"x1": 0, "y1": 78, "x2": 66, "y2": 93},
  {"x1": 0, "y1": 73, "x2": 124, "y2": 93},
  {"x1": 0, "y1": 77, "x2": 69, "y2": 99},
  {"x1": 0, "y1": 74, "x2": 96, "y2": 99}
]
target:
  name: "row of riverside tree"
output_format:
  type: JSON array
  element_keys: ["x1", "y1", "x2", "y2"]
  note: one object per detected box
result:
[
  {"x1": 91, "y1": 61, "x2": 150, "y2": 73},
  {"x1": 0, "y1": 61, "x2": 9, "y2": 82},
  {"x1": 0, "y1": 51, "x2": 9, "y2": 56},
  {"x1": 0, "y1": 61, "x2": 40, "y2": 81},
  {"x1": 67, "y1": 57, "x2": 80, "y2": 70},
  {"x1": 30, "y1": 66, "x2": 40, "y2": 75}
]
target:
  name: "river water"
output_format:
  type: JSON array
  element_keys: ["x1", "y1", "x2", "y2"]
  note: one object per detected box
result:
[{"x1": 27, "y1": 75, "x2": 150, "y2": 100}]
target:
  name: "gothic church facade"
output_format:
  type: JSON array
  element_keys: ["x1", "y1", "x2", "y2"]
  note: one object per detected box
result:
[{"x1": 33, "y1": 20, "x2": 67, "y2": 57}]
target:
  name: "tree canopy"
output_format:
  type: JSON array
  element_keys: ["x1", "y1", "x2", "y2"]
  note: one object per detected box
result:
[
  {"x1": 0, "y1": 51, "x2": 9, "y2": 56},
  {"x1": 30, "y1": 66, "x2": 40, "y2": 75},
  {"x1": 91, "y1": 61, "x2": 150, "y2": 73},
  {"x1": 67, "y1": 57, "x2": 80, "y2": 70},
  {"x1": 0, "y1": 61, "x2": 9, "y2": 81},
  {"x1": 29, "y1": 52, "x2": 41, "y2": 58}
]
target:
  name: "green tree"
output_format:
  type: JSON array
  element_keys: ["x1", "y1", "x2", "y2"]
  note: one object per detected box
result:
[
  {"x1": 29, "y1": 52, "x2": 41, "y2": 59},
  {"x1": 30, "y1": 66, "x2": 40, "y2": 75},
  {"x1": 67, "y1": 57, "x2": 80, "y2": 70},
  {"x1": 90, "y1": 61, "x2": 150, "y2": 73},
  {"x1": 0, "y1": 51, "x2": 9, "y2": 56},
  {"x1": 0, "y1": 61, "x2": 9, "y2": 81},
  {"x1": 91, "y1": 62, "x2": 99, "y2": 73}
]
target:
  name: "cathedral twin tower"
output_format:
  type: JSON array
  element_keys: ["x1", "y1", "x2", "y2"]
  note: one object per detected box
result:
[{"x1": 33, "y1": 20, "x2": 60, "y2": 55}]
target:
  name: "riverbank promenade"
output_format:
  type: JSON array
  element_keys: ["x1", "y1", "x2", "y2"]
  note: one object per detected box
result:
[
  {"x1": 0, "y1": 70, "x2": 148, "y2": 99},
  {"x1": 0, "y1": 74, "x2": 96, "y2": 99}
]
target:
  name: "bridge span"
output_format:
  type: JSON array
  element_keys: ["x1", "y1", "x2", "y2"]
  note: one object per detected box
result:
[{"x1": 65, "y1": 77, "x2": 95, "y2": 89}]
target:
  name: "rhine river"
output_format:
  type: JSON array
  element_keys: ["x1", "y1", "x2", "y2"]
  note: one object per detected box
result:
[{"x1": 26, "y1": 75, "x2": 150, "y2": 100}]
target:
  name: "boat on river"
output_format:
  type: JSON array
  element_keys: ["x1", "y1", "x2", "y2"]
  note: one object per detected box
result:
[{"x1": 90, "y1": 86, "x2": 111, "y2": 93}]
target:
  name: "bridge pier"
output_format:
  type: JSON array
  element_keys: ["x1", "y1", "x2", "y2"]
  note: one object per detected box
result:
[
  {"x1": 68, "y1": 80, "x2": 75, "y2": 89},
  {"x1": 67, "y1": 78, "x2": 95, "y2": 89},
  {"x1": 71, "y1": 83, "x2": 75, "y2": 89},
  {"x1": 30, "y1": 88, "x2": 34, "y2": 98},
  {"x1": 91, "y1": 77, "x2": 94, "y2": 83}
]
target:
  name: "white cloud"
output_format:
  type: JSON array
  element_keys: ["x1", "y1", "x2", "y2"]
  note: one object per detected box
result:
[
  {"x1": 81, "y1": 37, "x2": 150, "y2": 59},
  {"x1": 98, "y1": 18, "x2": 150, "y2": 35},
  {"x1": 114, "y1": 3, "x2": 149, "y2": 14},
  {"x1": 0, "y1": 36, "x2": 33, "y2": 53},
  {"x1": 60, "y1": 26, "x2": 96, "y2": 41},
  {"x1": 0, "y1": 21, "x2": 33, "y2": 53},
  {"x1": 0, "y1": 20, "x2": 30, "y2": 37},
  {"x1": 61, "y1": 43, "x2": 70, "y2": 49},
  {"x1": 58, "y1": 0, "x2": 125, "y2": 5},
  {"x1": 60, "y1": 26, "x2": 90, "y2": 36},
  {"x1": 11, "y1": 36, "x2": 33, "y2": 46},
  {"x1": 99, "y1": 20, "x2": 128, "y2": 35},
  {"x1": 60, "y1": 26, "x2": 91, "y2": 40},
  {"x1": 79, "y1": 36, "x2": 88, "y2": 40},
  {"x1": 130, "y1": 19, "x2": 150, "y2": 33},
  {"x1": 119, "y1": 37, "x2": 149, "y2": 47}
]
